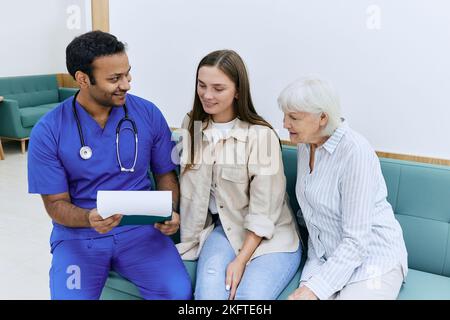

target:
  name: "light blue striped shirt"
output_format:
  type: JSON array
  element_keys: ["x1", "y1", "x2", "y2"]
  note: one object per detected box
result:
[{"x1": 296, "y1": 120, "x2": 408, "y2": 300}]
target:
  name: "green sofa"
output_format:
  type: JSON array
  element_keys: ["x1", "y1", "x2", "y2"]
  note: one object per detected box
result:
[
  {"x1": 100, "y1": 145, "x2": 450, "y2": 300},
  {"x1": 0, "y1": 74, "x2": 77, "y2": 152}
]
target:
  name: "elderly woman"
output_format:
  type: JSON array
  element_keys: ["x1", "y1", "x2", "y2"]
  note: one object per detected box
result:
[{"x1": 278, "y1": 77, "x2": 408, "y2": 300}]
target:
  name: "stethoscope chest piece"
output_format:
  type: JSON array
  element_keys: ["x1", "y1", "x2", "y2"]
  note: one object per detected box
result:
[{"x1": 80, "y1": 146, "x2": 93, "y2": 160}]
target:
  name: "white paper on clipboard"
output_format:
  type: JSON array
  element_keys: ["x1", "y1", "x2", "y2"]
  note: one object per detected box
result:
[{"x1": 97, "y1": 190, "x2": 172, "y2": 219}]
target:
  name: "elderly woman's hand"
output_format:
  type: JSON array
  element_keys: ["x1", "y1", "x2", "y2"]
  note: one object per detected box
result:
[{"x1": 288, "y1": 285, "x2": 318, "y2": 300}]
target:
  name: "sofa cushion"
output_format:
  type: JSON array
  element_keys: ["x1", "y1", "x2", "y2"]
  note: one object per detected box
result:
[
  {"x1": 103, "y1": 266, "x2": 450, "y2": 300},
  {"x1": 380, "y1": 159, "x2": 450, "y2": 277},
  {"x1": 379, "y1": 161, "x2": 401, "y2": 209},
  {"x1": 103, "y1": 272, "x2": 142, "y2": 299},
  {"x1": 19, "y1": 106, "x2": 52, "y2": 128},
  {"x1": 38, "y1": 102, "x2": 59, "y2": 110},
  {"x1": 0, "y1": 75, "x2": 59, "y2": 108},
  {"x1": 281, "y1": 146, "x2": 300, "y2": 215},
  {"x1": 103, "y1": 260, "x2": 198, "y2": 300},
  {"x1": 396, "y1": 164, "x2": 450, "y2": 222},
  {"x1": 445, "y1": 235, "x2": 450, "y2": 277},
  {"x1": 395, "y1": 214, "x2": 449, "y2": 275},
  {"x1": 398, "y1": 269, "x2": 450, "y2": 300},
  {"x1": 102, "y1": 259, "x2": 306, "y2": 300}
]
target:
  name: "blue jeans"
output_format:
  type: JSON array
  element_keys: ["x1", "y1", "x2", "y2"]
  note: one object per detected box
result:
[
  {"x1": 50, "y1": 225, "x2": 192, "y2": 300},
  {"x1": 195, "y1": 222, "x2": 301, "y2": 300}
]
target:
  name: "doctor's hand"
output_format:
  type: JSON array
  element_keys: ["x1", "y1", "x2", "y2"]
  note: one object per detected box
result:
[
  {"x1": 88, "y1": 208, "x2": 123, "y2": 234},
  {"x1": 154, "y1": 211, "x2": 180, "y2": 236},
  {"x1": 288, "y1": 285, "x2": 319, "y2": 300}
]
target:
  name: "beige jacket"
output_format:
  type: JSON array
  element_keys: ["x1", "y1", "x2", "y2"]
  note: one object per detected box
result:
[{"x1": 175, "y1": 114, "x2": 300, "y2": 261}]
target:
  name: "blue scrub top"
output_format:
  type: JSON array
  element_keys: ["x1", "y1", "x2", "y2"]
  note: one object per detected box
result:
[{"x1": 28, "y1": 94, "x2": 176, "y2": 243}]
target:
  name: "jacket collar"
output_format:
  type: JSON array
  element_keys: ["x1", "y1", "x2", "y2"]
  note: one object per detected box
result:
[{"x1": 202, "y1": 117, "x2": 249, "y2": 142}]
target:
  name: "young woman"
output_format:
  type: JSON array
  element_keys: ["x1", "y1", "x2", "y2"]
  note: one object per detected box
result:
[{"x1": 176, "y1": 50, "x2": 301, "y2": 300}]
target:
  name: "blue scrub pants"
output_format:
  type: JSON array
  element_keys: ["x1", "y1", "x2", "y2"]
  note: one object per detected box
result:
[{"x1": 49, "y1": 225, "x2": 192, "y2": 300}]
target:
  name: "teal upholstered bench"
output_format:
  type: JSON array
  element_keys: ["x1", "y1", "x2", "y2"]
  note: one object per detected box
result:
[
  {"x1": 101, "y1": 145, "x2": 450, "y2": 300},
  {"x1": 0, "y1": 74, "x2": 77, "y2": 153},
  {"x1": 380, "y1": 158, "x2": 450, "y2": 299}
]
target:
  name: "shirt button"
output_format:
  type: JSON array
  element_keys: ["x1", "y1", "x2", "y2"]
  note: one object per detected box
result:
[
  {"x1": 220, "y1": 205, "x2": 224, "y2": 209},
  {"x1": 214, "y1": 184, "x2": 217, "y2": 188},
  {"x1": 227, "y1": 227, "x2": 231, "y2": 231}
]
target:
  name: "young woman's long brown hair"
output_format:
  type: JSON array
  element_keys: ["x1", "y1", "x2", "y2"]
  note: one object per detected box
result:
[{"x1": 185, "y1": 50, "x2": 277, "y2": 169}]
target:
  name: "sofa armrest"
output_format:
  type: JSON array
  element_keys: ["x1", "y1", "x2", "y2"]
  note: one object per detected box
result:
[
  {"x1": 0, "y1": 99, "x2": 22, "y2": 137},
  {"x1": 58, "y1": 87, "x2": 78, "y2": 102}
]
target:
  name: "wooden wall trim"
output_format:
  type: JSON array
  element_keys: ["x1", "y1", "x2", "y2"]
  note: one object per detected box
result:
[
  {"x1": 288, "y1": 140, "x2": 449, "y2": 165},
  {"x1": 92, "y1": 0, "x2": 109, "y2": 32},
  {"x1": 375, "y1": 151, "x2": 450, "y2": 166},
  {"x1": 56, "y1": 73, "x2": 79, "y2": 88},
  {"x1": 279, "y1": 138, "x2": 449, "y2": 165},
  {"x1": 55, "y1": 0, "x2": 111, "y2": 90}
]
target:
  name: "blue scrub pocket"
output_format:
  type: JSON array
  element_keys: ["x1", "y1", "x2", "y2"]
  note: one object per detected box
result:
[{"x1": 50, "y1": 240, "x2": 64, "y2": 254}]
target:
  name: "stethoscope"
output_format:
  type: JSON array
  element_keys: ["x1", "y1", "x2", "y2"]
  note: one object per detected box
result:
[{"x1": 72, "y1": 91, "x2": 138, "y2": 172}]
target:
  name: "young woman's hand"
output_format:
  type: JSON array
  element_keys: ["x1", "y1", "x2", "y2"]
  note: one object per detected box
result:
[{"x1": 225, "y1": 257, "x2": 247, "y2": 300}]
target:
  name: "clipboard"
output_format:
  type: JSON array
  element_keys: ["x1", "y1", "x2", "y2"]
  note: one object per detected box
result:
[
  {"x1": 97, "y1": 190, "x2": 172, "y2": 225},
  {"x1": 119, "y1": 214, "x2": 172, "y2": 225}
]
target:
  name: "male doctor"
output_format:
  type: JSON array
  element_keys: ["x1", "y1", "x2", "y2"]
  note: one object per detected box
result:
[{"x1": 28, "y1": 31, "x2": 192, "y2": 300}]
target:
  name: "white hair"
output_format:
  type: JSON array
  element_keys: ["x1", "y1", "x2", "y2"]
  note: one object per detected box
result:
[{"x1": 277, "y1": 76, "x2": 341, "y2": 136}]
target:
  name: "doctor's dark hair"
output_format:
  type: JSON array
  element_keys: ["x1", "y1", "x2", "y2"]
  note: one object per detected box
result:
[
  {"x1": 66, "y1": 30, "x2": 126, "y2": 85},
  {"x1": 185, "y1": 49, "x2": 278, "y2": 170}
]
